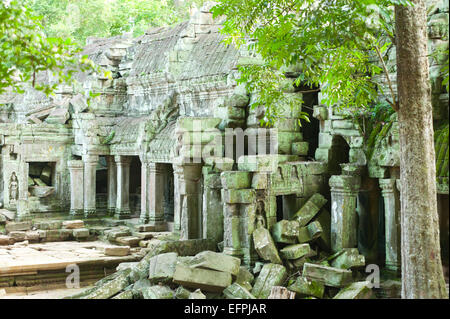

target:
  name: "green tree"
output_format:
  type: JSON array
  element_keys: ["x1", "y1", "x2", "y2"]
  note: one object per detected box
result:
[
  {"x1": 212, "y1": 0, "x2": 448, "y2": 298},
  {"x1": 0, "y1": 0, "x2": 91, "y2": 95},
  {"x1": 28, "y1": 0, "x2": 206, "y2": 46}
]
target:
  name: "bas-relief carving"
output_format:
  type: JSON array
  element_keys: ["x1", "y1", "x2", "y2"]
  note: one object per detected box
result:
[{"x1": 9, "y1": 172, "x2": 18, "y2": 203}]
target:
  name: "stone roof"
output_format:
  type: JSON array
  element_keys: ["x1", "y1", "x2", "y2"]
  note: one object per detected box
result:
[
  {"x1": 178, "y1": 33, "x2": 239, "y2": 80},
  {"x1": 109, "y1": 116, "x2": 151, "y2": 146},
  {"x1": 147, "y1": 120, "x2": 177, "y2": 163},
  {"x1": 128, "y1": 23, "x2": 189, "y2": 77}
]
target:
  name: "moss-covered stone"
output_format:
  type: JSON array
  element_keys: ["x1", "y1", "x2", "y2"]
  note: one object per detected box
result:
[
  {"x1": 252, "y1": 263, "x2": 288, "y2": 299},
  {"x1": 288, "y1": 276, "x2": 325, "y2": 298}
]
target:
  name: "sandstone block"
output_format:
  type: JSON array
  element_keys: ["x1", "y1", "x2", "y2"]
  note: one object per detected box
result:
[
  {"x1": 190, "y1": 251, "x2": 241, "y2": 276},
  {"x1": 189, "y1": 289, "x2": 207, "y2": 299},
  {"x1": 173, "y1": 264, "x2": 232, "y2": 292},
  {"x1": 252, "y1": 263, "x2": 288, "y2": 299},
  {"x1": 288, "y1": 276, "x2": 325, "y2": 298},
  {"x1": 223, "y1": 283, "x2": 256, "y2": 299},
  {"x1": 142, "y1": 285, "x2": 174, "y2": 299},
  {"x1": 5, "y1": 221, "x2": 32, "y2": 233},
  {"x1": 268, "y1": 286, "x2": 296, "y2": 299},
  {"x1": 104, "y1": 245, "x2": 130, "y2": 256},
  {"x1": 330, "y1": 248, "x2": 365, "y2": 269},
  {"x1": 73, "y1": 228, "x2": 90, "y2": 238},
  {"x1": 62, "y1": 220, "x2": 84, "y2": 229},
  {"x1": 333, "y1": 281, "x2": 372, "y2": 299},
  {"x1": 302, "y1": 263, "x2": 353, "y2": 288},
  {"x1": 271, "y1": 220, "x2": 299, "y2": 244},
  {"x1": 116, "y1": 236, "x2": 141, "y2": 247},
  {"x1": 148, "y1": 252, "x2": 178, "y2": 283},
  {"x1": 220, "y1": 171, "x2": 252, "y2": 189},
  {"x1": 221, "y1": 189, "x2": 255, "y2": 204},
  {"x1": 252, "y1": 227, "x2": 282, "y2": 264},
  {"x1": 293, "y1": 194, "x2": 327, "y2": 227},
  {"x1": 280, "y1": 244, "x2": 312, "y2": 260}
]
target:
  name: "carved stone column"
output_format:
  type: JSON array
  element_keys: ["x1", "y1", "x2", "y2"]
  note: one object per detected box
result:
[
  {"x1": 106, "y1": 156, "x2": 117, "y2": 216},
  {"x1": 68, "y1": 160, "x2": 84, "y2": 217},
  {"x1": 115, "y1": 155, "x2": 131, "y2": 219},
  {"x1": 222, "y1": 203, "x2": 243, "y2": 258},
  {"x1": 173, "y1": 164, "x2": 182, "y2": 233},
  {"x1": 178, "y1": 163, "x2": 202, "y2": 240},
  {"x1": 329, "y1": 174, "x2": 361, "y2": 252},
  {"x1": 140, "y1": 160, "x2": 149, "y2": 223},
  {"x1": 148, "y1": 162, "x2": 165, "y2": 226},
  {"x1": 83, "y1": 154, "x2": 98, "y2": 218},
  {"x1": 202, "y1": 169, "x2": 223, "y2": 244},
  {"x1": 380, "y1": 178, "x2": 401, "y2": 272}
]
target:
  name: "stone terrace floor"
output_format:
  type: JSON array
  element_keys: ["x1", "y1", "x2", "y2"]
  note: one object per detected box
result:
[{"x1": 0, "y1": 241, "x2": 141, "y2": 274}]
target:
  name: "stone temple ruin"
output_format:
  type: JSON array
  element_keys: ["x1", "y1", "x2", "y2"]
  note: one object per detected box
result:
[{"x1": 0, "y1": 2, "x2": 448, "y2": 299}]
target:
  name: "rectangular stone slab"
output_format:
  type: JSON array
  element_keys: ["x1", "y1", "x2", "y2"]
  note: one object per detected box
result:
[
  {"x1": 333, "y1": 281, "x2": 372, "y2": 299},
  {"x1": 302, "y1": 263, "x2": 353, "y2": 288},
  {"x1": 288, "y1": 276, "x2": 325, "y2": 298},
  {"x1": 5, "y1": 221, "x2": 32, "y2": 233},
  {"x1": 293, "y1": 193, "x2": 327, "y2": 227},
  {"x1": 220, "y1": 171, "x2": 252, "y2": 189},
  {"x1": 271, "y1": 220, "x2": 299, "y2": 244},
  {"x1": 330, "y1": 248, "x2": 365, "y2": 269},
  {"x1": 84, "y1": 269, "x2": 131, "y2": 299},
  {"x1": 280, "y1": 244, "x2": 311, "y2": 260},
  {"x1": 223, "y1": 283, "x2": 256, "y2": 299},
  {"x1": 142, "y1": 285, "x2": 174, "y2": 299},
  {"x1": 104, "y1": 246, "x2": 130, "y2": 257},
  {"x1": 252, "y1": 263, "x2": 287, "y2": 299},
  {"x1": 253, "y1": 227, "x2": 282, "y2": 264},
  {"x1": 148, "y1": 252, "x2": 178, "y2": 283},
  {"x1": 189, "y1": 251, "x2": 241, "y2": 276},
  {"x1": 173, "y1": 264, "x2": 232, "y2": 292}
]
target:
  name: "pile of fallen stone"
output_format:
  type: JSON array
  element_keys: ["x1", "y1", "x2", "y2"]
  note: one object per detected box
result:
[
  {"x1": 0, "y1": 220, "x2": 92, "y2": 246},
  {"x1": 250, "y1": 192, "x2": 373, "y2": 299},
  {"x1": 27, "y1": 163, "x2": 56, "y2": 197},
  {"x1": 67, "y1": 210, "x2": 373, "y2": 300}
]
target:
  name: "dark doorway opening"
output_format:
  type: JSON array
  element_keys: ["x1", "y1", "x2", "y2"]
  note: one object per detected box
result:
[
  {"x1": 328, "y1": 135, "x2": 350, "y2": 175},
  {"x1": 301, "y1": 90, "x2": 320, "y2": 159},
  {"x1": 130, "y1": 156, "x2": 142, "y2": 217},
  {"x1": 276, "y1": 195, "x2": 284, "y2": 222},
  {"x1": 163, "y1": 164, "x2": 175, "y2": 222}
]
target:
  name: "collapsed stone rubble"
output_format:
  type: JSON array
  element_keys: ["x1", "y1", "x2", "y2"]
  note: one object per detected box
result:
[{"x1": 64, "y1": 193, "x2": 377, "y2": 300}]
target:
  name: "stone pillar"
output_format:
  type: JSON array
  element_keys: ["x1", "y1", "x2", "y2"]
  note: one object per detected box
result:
[
  {"x1": 148, "y1": 162, "x2": 166, "y2": 226},
  {"x1": 178, "y1": 163, "x2": 202, "y2": 240},
  {"x1": 68, "y1": 160, "x2": 84, "y2": 217},
  {"x1": 83, "y1": 154, "x2": 98, "y2": 218},
  {"x1": 223, "y1": 203, "x2": 243, "y2": 258},
  {"x1": 16, "y1": 161, "x2": 31, "y2": 221},
  {"x1": 140, "y1": 160, "x2": 149, "y2": 223},
  {"x1": 115, "y1": 155, "x2": 131, "y2": 219},
  {"x1": 202, "y1": 168, "x2": 223, "y2": 244},
  {"x1": 173, "y1": 164, "x2": 182, "y2": 233},
  {"x1": 329, "y1": 174, "x2": 361, "y2": 252},
  {"x1": 379, "y1": 178, "x2": 401, "y2": 272},
  {"x1": 106, "y1": 156, "x2": 117, "y2": 216}
]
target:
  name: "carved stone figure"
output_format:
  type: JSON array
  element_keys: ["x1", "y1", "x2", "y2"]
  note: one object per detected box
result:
[
  {"x1": 9, "y1": 172, "x2": 18, "y2": 203},
  {"x1": 255, "y1": 200, "x2": 266, "y2": 229}
]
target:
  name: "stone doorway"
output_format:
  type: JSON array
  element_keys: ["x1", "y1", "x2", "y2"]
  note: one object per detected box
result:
[
  {"x1": 129, "y1": 156, "x2": 142, "y2": 218},
  {"x1": 328, "y1": 135, "x2": 350, "y2": 175},
  {"x1": 162, "y1": 164, "x2": 174, "y2": 222}
]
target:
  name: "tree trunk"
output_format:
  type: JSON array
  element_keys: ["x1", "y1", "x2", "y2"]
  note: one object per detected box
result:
[{"x1": 395, "y1": 0, "x2": 448, "y2": 299}]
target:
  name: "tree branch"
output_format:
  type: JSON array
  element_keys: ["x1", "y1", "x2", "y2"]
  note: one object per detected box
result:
[{"x1": 374, "y1": 44, "x2": 398, "y2": 112}]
